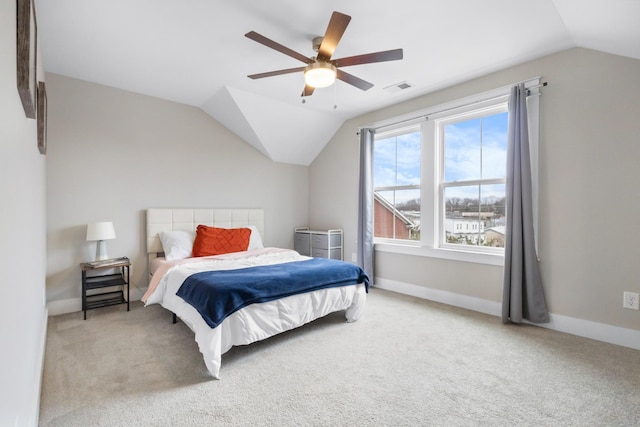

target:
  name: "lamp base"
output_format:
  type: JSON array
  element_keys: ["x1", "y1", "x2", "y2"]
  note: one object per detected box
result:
[{"x1": 95, "y1": 240, "x2": 109, "y2": 261}]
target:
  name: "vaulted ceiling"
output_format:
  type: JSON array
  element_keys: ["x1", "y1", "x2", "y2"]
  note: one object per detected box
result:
[{"x1": 38, "y1": 0, "x2": 640, "y2": 165}]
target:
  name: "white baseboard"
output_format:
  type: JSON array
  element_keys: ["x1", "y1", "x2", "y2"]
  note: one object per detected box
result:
[
  {"x1": 374, "y1": 278, "x2": 640, "y2": 351},
  {"x1": 375, "y1": 278, "x2": 502, "y2": 316},
  {"x1": 539, "y1": 311, "x2": 640, "y2": 350},
  {"x1": 30, "y1": 309, "x2": 48, "y2": 427},
  {"x1": 47, "y1": 286, "x2": 146, "y2": 316}
]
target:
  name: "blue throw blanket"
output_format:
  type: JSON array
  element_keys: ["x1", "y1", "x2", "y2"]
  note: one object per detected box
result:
[{"x1": 176, "y1": 258, "x2": 369, "y2": 328}]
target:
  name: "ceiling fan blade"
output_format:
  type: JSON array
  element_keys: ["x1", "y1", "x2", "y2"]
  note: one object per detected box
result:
[
  {"x1": 301, "y1": 85, "x2": 316, "y2": 97},
  {"x1": 317, "y1": 11, "x2": 351, "y2": 61},
  {"x1": 248, "y1": 66, "x2": 306, "y2": 80},
  {"x1": 245, "y1": 31, "x2": 310, "y2": 64},
  {"x1": 333, "y1": 48, "x2": 404, "y2": 68},
  {"x1": 336, "y1": 69, "x2": 374, "y2": 91}
]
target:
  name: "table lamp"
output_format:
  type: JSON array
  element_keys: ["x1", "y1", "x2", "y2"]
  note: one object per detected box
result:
[{"x1": 86, "y1": 221, "x2": 116, "y2": 261}]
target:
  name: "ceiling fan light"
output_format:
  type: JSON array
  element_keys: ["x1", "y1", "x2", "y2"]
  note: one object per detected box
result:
[{"x1": 304, "y1": 62, "x2": 337, "y2": 88}]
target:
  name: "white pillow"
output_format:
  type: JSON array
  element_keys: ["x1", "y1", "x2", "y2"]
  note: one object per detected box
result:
[
  {"x1": 159, "y1": 230, "x2": 195, "y2": 260},
  {"x1": 247, "y1": 225, "x2": 264, "y2": 250}
]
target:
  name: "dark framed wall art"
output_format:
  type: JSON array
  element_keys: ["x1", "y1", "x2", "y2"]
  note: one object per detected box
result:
[
  {"x1": 37, "y1": 81, "x2": 47, "y2": 154},
  {"x1": 17, "y1": 0, "x2": 38, "y2": 119}
]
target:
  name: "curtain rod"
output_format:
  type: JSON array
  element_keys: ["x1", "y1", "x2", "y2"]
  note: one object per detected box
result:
[
  {"x1": 369, "y1": 114, "x2": 428, "y2": 133},
  {"x1": 357, "y1": 80, "x2": 548, "y2": 135},
  {"x1": 527, "y1": 81, "x2": 547, "y2": 95}
]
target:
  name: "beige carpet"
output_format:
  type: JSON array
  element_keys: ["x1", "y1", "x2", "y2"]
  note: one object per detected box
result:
[{"x1": 40, "y1": 289, "x2": 640, "y2": 426}]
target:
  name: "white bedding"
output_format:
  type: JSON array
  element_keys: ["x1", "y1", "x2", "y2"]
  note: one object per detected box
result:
[{"x1": 143, "y1": 247, "x2": 367, "y2": 378}]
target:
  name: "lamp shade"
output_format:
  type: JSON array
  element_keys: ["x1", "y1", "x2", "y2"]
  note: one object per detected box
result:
[
  {"x1": 304, "y1": 62, "x2": 337, "y2": 88},
  {"x1": 86, "y1": 222, "x2": 116, "y2": 241}
]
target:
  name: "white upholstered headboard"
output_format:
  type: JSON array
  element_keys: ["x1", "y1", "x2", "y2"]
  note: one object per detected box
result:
[{"x1": 146, "y1": 208, "x2": 264, "y2": 256}]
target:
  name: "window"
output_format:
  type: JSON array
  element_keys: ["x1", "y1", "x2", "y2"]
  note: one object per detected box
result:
[
  {"x1": 373, "y1": 128, "x2": 421, "y2": 240},
  {"x1": 440, "y1": 106, "x2": 507, "y2": 250},
  {"x1": 371, "y1": 82, "x2": 540, "y2": 264}
]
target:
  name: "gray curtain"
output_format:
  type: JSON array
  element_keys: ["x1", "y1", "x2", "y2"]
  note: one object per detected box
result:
[
  {"x1": 357, "y1": 128, "x2": 374, "y2": 281},
  {"x1": 502, "y1": 84, "x2": 549, "y2": 324}
]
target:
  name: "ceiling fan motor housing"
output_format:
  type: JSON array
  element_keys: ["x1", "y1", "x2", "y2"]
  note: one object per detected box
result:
[{"x1": 312, "y1": 36, "x2": 324, "y2": 53}]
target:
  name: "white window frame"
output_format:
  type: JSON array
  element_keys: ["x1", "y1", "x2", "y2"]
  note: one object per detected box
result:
[
  {"x1": 435, "y1": 102, "x2": 508, "y2": 255},
  {"x1": 373, "y1": 79, "x2": 540, "y2": 266}
]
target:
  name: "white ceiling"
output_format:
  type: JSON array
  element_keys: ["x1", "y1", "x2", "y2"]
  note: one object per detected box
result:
[{"x1": 37, "y1": 0, "x2": 640, "y2": 165}]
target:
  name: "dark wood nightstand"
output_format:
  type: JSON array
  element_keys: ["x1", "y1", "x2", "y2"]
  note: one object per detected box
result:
[{"x1": 81, "y1": 257, "x2": 130, "y2": 320}]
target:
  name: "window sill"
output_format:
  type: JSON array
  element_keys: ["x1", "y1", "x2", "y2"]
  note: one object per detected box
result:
[{"x1": 374, "y1": 242, "x2": 504, "y2": 266}]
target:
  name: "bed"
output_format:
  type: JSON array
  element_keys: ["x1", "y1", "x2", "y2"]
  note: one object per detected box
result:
[{"x1": 142, "y1": 208, "x2": 368, "y2": 378}]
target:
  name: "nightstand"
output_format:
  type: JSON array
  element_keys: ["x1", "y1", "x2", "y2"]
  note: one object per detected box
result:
[
  {"x1": 294, "y1": 227, "x2": 343, "y2": 260},
  {"x1": 81, "y1": 257, "x2": 130, "y2": 320}
]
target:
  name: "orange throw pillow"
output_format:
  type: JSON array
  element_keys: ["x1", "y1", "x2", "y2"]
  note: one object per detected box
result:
[{"x1": 192, "y1": 225, "x2": 251, "y2": 257}]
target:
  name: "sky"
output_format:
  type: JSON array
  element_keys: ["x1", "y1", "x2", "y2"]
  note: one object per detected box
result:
[
  {"x1": 373, "y1": 130, "x2": 421, "y2": 188},
  {"x1": 444, "y1": 112, "x2": 507, "y2": 183}
]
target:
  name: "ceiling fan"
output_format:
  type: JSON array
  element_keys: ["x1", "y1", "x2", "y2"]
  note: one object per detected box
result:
[{"x1": 245, "y1": 11, "x2": 403, "y2": 97}]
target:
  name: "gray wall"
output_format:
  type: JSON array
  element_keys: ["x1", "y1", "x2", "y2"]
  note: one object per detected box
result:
[
  {"x1": 310, "y1": 47, "x2": 640, "y2": 332},
  {"x1": 0, "y1": 0, "x2": 48, "y2": 424},
  {"x1": 45, "y1": 74, "x2": 309, "y2": 304}
]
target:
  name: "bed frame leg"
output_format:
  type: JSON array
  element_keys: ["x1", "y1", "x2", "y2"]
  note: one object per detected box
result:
[{"x1": 172, "y1": 313, "x2": 177, "y2": 324}]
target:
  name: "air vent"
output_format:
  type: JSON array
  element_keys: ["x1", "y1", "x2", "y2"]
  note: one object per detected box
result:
[{"x1": 383, "y1": 81, "x2": 414, "y2": 93}]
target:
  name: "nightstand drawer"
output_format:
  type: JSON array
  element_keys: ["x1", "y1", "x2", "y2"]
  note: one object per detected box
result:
[
  {"x1": 294, "y1": 233, "x2": 311, "y2": 256},
  {"x1": 311, "y1": 248, "x2": 342, "y2": 260},
  {"x1": 311, "y1": 233, "x2": 341, "y2": 249}
]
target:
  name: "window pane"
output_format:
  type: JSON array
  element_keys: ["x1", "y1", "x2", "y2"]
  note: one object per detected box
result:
[
  {"x1": 374, "y1": 131, "x2": 421, "y2": 188},
  {"x1": 481, "y1": 112, "x2": 508, "y2": 180},
  {"x1": 481, "y1": 183, "x2": 506, "y2": 248},
  {"x1": 444, "y1": 112, "x2": 508, "y2": 182},
  {"x1": 396, "y1": 132, "x2": 421, "y2": 186},
  {"x1": 444, "y1": 184, "x2": 505, "y2": 247},
  {"x1": 374, "y1": 189, "x2": 420, "y2": 240},
  {"x1": 444, "y1": 185, "x2": 481, "y2": 245},
  {"x1": 373, "y1": 136, "x2": 398, "y2": 188},
  {"x1": 444, "y1": 118, "x2": 481, "y2": 182}
]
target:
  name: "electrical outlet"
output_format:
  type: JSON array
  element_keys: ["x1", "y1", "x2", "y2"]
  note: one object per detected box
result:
[{"x1": 623, "y1": 291, "x2": 639, "y2": 310}]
